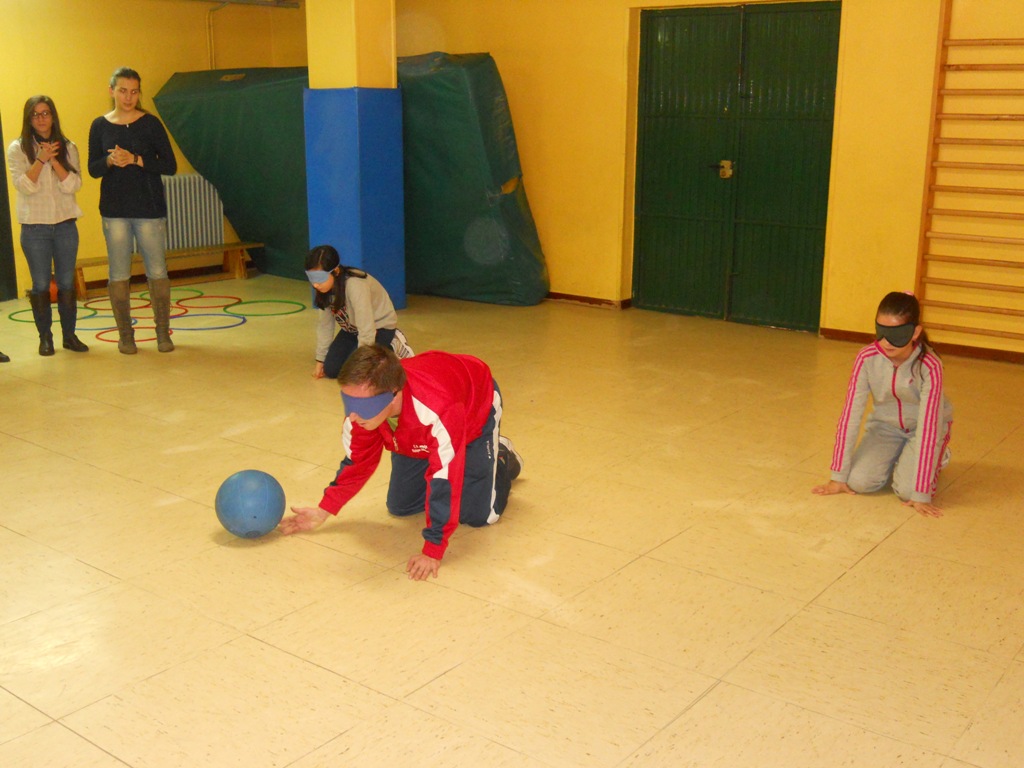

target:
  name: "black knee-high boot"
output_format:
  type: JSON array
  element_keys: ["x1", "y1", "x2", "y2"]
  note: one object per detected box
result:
[
  {"x1": 28, "y1": 292, "x2": 54, "y2": 356},
  {"x1": 57, "y1": 288, "x2": 89, "y2": 352}
]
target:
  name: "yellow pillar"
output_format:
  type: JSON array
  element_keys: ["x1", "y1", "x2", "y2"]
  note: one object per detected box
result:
[{"x1": 304, "y1": 0, "x2": 396, "y2": 89}]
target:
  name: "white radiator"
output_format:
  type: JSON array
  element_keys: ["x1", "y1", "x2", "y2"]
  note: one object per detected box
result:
[{"x1": 161, "y1": 173, "x2": 225, "y2": 250}]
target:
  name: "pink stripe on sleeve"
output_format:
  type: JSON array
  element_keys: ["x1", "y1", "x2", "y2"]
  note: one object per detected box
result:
[
  {"x1": 831, "y1": 347, "x2": 875, "y2": 472},
  {"x1": 915, "y1": 354, "x2": 944, "y2": 493}
]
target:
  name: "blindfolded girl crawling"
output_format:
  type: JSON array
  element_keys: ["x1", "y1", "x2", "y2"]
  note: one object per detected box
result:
[{"x1": 305, "y1": 244, "x2": 413, "y2": 379}]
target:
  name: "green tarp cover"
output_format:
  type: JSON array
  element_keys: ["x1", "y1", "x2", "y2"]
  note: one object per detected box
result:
[
  {"x1": 154, "y1": 68, "x2": 309, "y2": 279},
  {"x1": 398, "y1": 52, "x2": 548, "y2": 305}
]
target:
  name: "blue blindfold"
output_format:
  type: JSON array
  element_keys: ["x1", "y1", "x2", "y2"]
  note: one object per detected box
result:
[
  {"x1": 341, "y1": 390, "x2": 395, "y2": 420},
  {"x1": 305, "y1": 269, "x2": 332, "y2": 285}
]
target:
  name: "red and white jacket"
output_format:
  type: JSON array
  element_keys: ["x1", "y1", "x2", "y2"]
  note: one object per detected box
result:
[
  {"x1": 319, "y1": 351, "x2": 496, "y2": 559},
  {"x1": 830, "y1": 342, "x2": 953, "y2": 503}
]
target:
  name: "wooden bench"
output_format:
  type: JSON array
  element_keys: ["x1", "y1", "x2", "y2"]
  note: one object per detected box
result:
[{"x1": 74, "y1": 241, "x2": 263, "y2": 298}]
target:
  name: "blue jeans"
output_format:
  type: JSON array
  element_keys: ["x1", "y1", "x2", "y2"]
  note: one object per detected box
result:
[
  {"x1": 20, "y1": 220, "x2": 79, "y2": 292},
  {"x1": 102, "y1": 217, "x2": 168, "y2": 281}
]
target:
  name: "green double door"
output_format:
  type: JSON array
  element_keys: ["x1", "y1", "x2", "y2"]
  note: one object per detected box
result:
[{"x1": 633, "y1": 2, "x2": 840, "y2": 331}]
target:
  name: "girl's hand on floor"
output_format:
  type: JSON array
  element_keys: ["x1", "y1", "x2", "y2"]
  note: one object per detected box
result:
[{"x1": 903, "y1": 499, "x2": 943, "y2": 518}]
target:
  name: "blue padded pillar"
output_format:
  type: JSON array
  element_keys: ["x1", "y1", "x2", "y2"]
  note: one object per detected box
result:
[{"x1": 304, "y1": 87, "x2": 405, "y2": 307}]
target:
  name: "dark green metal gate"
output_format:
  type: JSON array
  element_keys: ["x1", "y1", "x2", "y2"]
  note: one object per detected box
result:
[{"x1": 633, "y1": 2, "x2": 840, "y2": 331}]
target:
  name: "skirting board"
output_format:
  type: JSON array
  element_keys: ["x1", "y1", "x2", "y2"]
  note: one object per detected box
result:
[{"x1": 546, "y1": 292, "x2": 631, "y2": 309}]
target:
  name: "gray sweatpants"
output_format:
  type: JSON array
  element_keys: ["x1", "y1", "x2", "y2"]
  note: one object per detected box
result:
[{"x1": 846, "y1": 418, "x2": 952, "y2": 501}]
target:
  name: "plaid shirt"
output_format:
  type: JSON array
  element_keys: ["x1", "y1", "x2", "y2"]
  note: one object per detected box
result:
[{"x1": 7, "y1": 138, "x2": 84, "y2": 225}]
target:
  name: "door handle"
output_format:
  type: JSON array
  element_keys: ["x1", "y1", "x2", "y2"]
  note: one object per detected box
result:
[{"x1": 708, "y1": 159, "x2": 734, "y2": 179}]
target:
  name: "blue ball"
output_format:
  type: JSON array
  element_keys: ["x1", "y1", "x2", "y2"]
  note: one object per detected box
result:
[{"x1": 215, "y1": 469, "x2": 286, "y2": 539}]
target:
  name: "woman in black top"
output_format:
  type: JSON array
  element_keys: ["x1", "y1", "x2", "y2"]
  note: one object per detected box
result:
[{"x1": 88, "y1": 67, "x2": 177, "y2": 354}]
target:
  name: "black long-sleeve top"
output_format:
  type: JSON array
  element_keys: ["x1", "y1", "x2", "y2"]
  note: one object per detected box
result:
[{"x1": 88, "y1": 113, "x2": 177, "y2": 218}]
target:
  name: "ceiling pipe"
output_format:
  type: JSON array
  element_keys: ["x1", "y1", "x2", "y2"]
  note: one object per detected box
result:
[{"x1": 207, "y1": 2, "x2": 229, "y2": 69}]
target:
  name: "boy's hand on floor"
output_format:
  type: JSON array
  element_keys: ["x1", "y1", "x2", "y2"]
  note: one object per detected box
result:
[
  {"x1": 278, "y1": 506, "x2": 330, "y2": 534},
  {"x1": 406, "y1": 553, "x2": 440, "y2": 581}
]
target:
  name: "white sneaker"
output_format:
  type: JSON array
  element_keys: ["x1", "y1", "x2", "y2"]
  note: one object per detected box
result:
[
  {"x1": 391, "y1": 328, "x2": 414, "y2": 359},
  {"x1": 498, "y1": 436, "x2": 523, "y2": 481}
]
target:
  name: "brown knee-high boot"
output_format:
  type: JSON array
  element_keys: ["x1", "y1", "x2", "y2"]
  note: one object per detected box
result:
[
  {"x1": 149, "y1": 277, "x2": 175, "y2": 353},
  {"x1": 108, "y1": 279, "x2": 137, "y2": 355},
  {"x1": 57, "y1": 288, "x2": 89, "y2": 352},
  {"x1": 28, "y1": 291, "x2": 54, "y2": 356}
]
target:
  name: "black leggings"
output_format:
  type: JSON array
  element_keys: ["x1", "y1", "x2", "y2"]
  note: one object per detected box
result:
[{"x1": 323, "y1": 327, "x2": 397, "y2": 379}]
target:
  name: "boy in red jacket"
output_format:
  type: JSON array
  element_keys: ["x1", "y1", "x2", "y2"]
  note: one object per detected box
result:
[{"x1": 280, "y1": 345, "x2": 523, "y2": 580}]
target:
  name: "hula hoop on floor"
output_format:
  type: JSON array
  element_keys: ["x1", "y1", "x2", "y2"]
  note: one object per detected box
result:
[
  {"x1": 130, "y1": 305, "x2": 190, "y2": 319},
  {"x1": 8, "y1": 306, "x2": 99, "y2": 322},
  {"x1": 175, "y1": 295, "x2": 242, "y2": 310},
  {"x1": 84, "y1": 296, "x2": 151, "y2": 311},
  {"x1": 223, "y1": 300, "x2": 306, "y2": 316},
  {"x1": 76, "y1": 314, "x2": 121, "y2": 331},
  {"x1": 97, "y1": 327, "x2": 156, "y2": 344},
  {"x1": 166, "y1": 312, "x2": 247, "y2": 331},
  {"x1": 139, "y1": 287, "x2": 205, "y2": 301}
]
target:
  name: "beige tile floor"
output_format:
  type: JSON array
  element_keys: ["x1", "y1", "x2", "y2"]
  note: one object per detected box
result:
[{"x1": 1, "y1": 274, "x2": 1023, "y2": 767}]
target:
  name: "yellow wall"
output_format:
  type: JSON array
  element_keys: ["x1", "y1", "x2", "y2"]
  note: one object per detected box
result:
[
  {"x1": 2, "y1": 0, "x2": 306, "y2": 295},
  {"x1": 822, "y1": 0, "x2": 941, "y2": 332}
]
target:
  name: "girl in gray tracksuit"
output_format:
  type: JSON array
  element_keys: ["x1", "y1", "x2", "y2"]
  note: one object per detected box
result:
[{"x1": 814, "y1": 292, "x2": 953, "y2": 517}]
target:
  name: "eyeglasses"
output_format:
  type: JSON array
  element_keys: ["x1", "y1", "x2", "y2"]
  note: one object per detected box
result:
[{"x1": 31, "y1": 110, "x2": 51, "y2": 119}]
